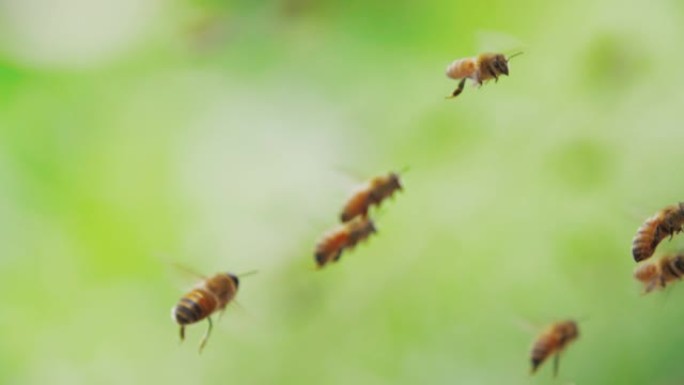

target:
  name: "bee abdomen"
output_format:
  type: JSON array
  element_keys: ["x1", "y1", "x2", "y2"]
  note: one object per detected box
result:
[
  {"x1": 173, "y1": 289, "x2": 217, "y2": 325},
  {"x1": 530, "y1": 342, "x2": 551, "y2": 372},
  {"x1": 340, "y1": 210, "x2": 360, "y2": 223},
  {"x1": 632, "y1": 224, "x2": 657, "y2": 262},
  {"x1": 632, "y1": 242, "x2": 654, "y2": 263},
  {"x1": 445, "y1": 58, "x2": 476, "y2": 80}
]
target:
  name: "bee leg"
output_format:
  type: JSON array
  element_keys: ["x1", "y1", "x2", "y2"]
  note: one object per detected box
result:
[
  {"x1": 198, "y1": 317, "x2": 213, "y2": 354},
  {"x1": 179, "y1": 325, "x2": 186, "y2": 342},
  {"x1": 446, "y1": 78, "x2": 467, "y2": 99},
  {"x1": 552, "y1": 352, "x2": 561, "y2": 377},
  {"x1": 333, "y1": 250, "x2": 343, "y2": 262},
  {"x1": 644, "y1": 277, "x2": 660, "y2": 293},
  {"x1": 488, "y1": 64, "x2": 499, "y2": 82}
]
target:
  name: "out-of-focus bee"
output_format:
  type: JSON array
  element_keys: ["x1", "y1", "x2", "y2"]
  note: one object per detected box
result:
[
  {"x1": 172, "y1": 270, "x2": 253, "y2": 353},
  {"x1": 445, "y1": 52, "x2": 522, "y2": 98},
  {"x1": 314, "y1": 216, "x2": 377, "y2": 268},
  {"x1": 632, "y1": 203, "x2": 684, "y2": 262},
  {"x1": 634, "y1": 253, "x2": 684, "y2": 293},
  {"x1": 530, "y1": 320, "x2": 579, "y2": 377},
  {"x1": 340, "y1": 172, "x2": 403, "y2": 223}
]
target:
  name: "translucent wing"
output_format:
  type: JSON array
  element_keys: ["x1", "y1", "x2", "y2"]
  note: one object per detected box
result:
[{"x1": 475, "y1": 30, "x2": 527, "y2": 55}]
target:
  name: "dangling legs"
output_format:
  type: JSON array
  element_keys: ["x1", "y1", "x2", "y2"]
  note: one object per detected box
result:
[
  {"x1": 198, "y1": 317, "x2": 213, "y2": 353},
  {"x1": 553, "y1": 352, "x2": 561, "y2": 377},
  {"x1": 487, "y1": 64, "x2": 499, "y2": 82},
  {"x1": 447, "y1": 78, "x2": 467, "y2": 98}
]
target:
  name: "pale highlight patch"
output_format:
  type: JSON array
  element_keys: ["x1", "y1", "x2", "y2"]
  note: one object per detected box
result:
[{"x1": 0, "y1": 0, "x2": 163, "y2": 69}]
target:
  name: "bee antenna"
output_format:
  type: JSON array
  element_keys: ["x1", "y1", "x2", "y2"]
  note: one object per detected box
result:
[
  {"x1": 398, "y1": 165, "x2": 411, "y2": 175},
  {"x1": 507, "y1": 51, "x2": 524, "y2": 61},
  {"x1": 237, "y1": 270, "x2": 259, "y2": 278}
]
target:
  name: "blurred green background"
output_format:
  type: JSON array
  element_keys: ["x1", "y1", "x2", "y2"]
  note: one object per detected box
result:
[{"x1": 2, "y1": 0, "x2": 684, "y2": 384}]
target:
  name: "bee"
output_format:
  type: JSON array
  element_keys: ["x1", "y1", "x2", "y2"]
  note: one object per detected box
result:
[
  {"x1": 340, "y1": 172, "x2": 403, "y2": 223},
  {"x1": 530, "y1": 320, "x2": 579, "y2": 377},
  {"x1": 634, "y1": 253, "x2": 684, "y2": 293},
  {"x1": 445, "y1": 52, "x2": 522, "y2": 98},
  {"x1": 172, "y1": 270, "x2": 247, "y2": 353},
  {"x1": 314, "y1": 216, "x2": 377, "y2": 268},
  {"x1": 632, "y1": 203, "x2": 684, "y2": 262}
]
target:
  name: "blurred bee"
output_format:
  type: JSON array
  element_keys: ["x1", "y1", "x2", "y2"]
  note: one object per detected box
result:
[
  {"x1": 172, "y1": 270, "x2": 253, "y2": 353},
  {"x1": 445, "y1": 52, "x2": 522, "y2": 98},
  {"x1": 340, "y1": 172, "x2": 403, "y2": 223},
  {"x1": 530, "y1": 320, "x2": 579, "y2": 377},
  {"x1": 632, "y1": 203, "x2": 684, "y2": 262},
  {"x1": 315, "y1": 216, "x2": 377, "y2": 268},
  {"x1": 634, "y1": 253, "x2": 684, "y2": 293}
]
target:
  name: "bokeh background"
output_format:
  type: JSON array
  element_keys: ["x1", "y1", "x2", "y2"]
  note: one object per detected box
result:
[{"x1": 2, "y1": 0, "x2": 684, "y2": 384}]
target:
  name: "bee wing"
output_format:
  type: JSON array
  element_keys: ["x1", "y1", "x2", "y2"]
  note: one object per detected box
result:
[
  {"x1": 510, "y1": 315, "x2": 541, "y2": 335},
  {"x1": 154, "y1": 253, "x2": 209, "y2": 291},
  {"x1": 220, "y1": 299, "x2": 261, "y2": 328},
  {"x1": 171, "y1": 262, "x2": 209, "y2": 281},
  {"x1": 475, "y1": 30, "x2": 526, "y2": 55},
  {"x1": 622, "y1": 203, "x2": 656, "y2": 224},
  {"x1": 332, "y1": 165, "x2": 367, "y2": 184}
]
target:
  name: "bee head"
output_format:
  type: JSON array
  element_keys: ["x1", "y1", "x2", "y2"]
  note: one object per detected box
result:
[
  {"x1": 367, "y1": 219, "x2": 378, "y2": 234},
  {"x1": 495, "y1": 54, "x2": 509, "y2": 76},
  {"x1": 389, "y1": 172, "x2": 403, "y2": 191},
  {"x1": 674, "y1": 255, "x2": 684, "y2": 272},
  {"x1": 226, "y1": 273, "x2": 239, "y2": 288}
]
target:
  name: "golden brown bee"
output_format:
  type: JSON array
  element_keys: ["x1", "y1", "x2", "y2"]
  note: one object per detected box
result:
[
  {"x1": 314, "y1": 216, "x2": 377, "y2": 268},
  {"x1": 172, "y1": 272, "x2": 240, "y2": 353},
  {"x1": 632, "y1": 203, "x2": 684, "y2": 262},
  {"x1": 340, "y1": 172, "x2": 403, "y2": 222},
  {"x1": 445, "y1": 52, "x2": 522, "y2": 98},
  {"x1": 530, "y1": 320, "x2": 579, "y2": 377},
  {"x1": 634, "y1": 253, "x2": 684, "y2": 293}
]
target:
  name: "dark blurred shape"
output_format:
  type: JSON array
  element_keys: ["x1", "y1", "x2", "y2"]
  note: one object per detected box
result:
[
  {"x1": 582, "y1": 33, "x2": 650, "y2": 95},
  {"x1": 544, "y1": 139, "x2": 613, "y2": 191},
  {"x1": 183, "y1": 9, "x2": 235, "y2": 54},
  {"x1": 279, "y1": 0, "x2": 319, "y2": 18},
  {"x1": 530, "y1": 320, "x2": 579, "y2": 377}
]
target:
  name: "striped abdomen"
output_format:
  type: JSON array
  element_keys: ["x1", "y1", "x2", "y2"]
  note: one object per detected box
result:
[
  {"x1": 315, "y1": 229, "x2": 349, "y2": 267},
  {"x1": 632, "y1": 204, "x2": 684, "y2": 262},
  {"x1": 530, "y1": 335, "x2": 557, "y2": 373},
  {"x1": 340, "y1": 187, "x2": 372, "y2": 222},
  {"x1": 632, "y1": 216, "x2": 661, "y2": 262},
  {"x1": 173, "y1": 288, "x2": 218, "y2": 325},
  {"x1": 445, "y1": 57, "x2": 477, "y2": 80}
]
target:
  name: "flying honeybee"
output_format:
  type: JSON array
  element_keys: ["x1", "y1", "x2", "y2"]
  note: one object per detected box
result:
[
  {"x1": 530, "y1": 320, "x2": 579, "y2": 377},
  {"x1": 340, "y1": 172, "x2": 403, "y2": 223},
  {"x1": 314, "y1": 216, "x2": 377, "y2": 268},
  {"x1": 172, "y1": 270, "x2": 254, "y2": 353},
  {"x1": 445, "y1": 52, "x2": 522, "y2": 98},
  {"x1": 632, "y1": 203, "x2": 684, "y2": 262},
  {"x1": 634, "y1": 253, "x2": 684, "y2": 293}
]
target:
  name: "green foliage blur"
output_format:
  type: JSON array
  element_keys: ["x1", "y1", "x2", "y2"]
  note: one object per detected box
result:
[{"x1": 2, "y1": 0, "x2": 684, "y2": 384}]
